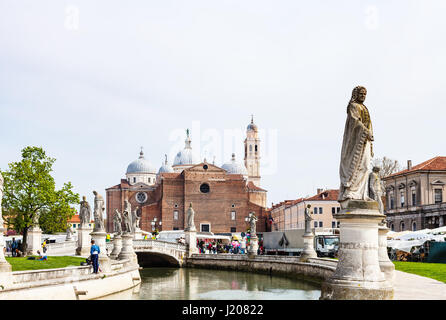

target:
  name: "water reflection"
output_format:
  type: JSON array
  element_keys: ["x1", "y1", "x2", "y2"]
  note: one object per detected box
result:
[{"x1": 127, "y1": 268, "x2": 321, "y2": 300}]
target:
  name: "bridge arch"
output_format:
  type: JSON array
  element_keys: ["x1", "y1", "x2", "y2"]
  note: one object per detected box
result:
[{"x1": 136, "y1": 251, "x2": 181, "y2": 268}]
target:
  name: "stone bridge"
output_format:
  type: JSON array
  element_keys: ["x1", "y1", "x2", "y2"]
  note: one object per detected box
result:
[{"x1": 107, "y1": 239, "x2": 187, "y2": 267}]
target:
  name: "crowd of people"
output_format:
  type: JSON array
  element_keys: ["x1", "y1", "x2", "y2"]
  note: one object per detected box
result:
[{"x1": 196, "y1": 237, "x2": 264, "y2": 255}]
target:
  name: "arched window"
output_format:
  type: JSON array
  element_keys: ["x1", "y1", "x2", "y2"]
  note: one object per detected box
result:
[
  {"x1": 400, "y1": 221, "x2": 405, "y2": 231},
  {"x1": 255, "y1": 145, "x2": 258, "y2": 152},
  {"x1": 390, "y1": 224, "x2": 394, "y2": 231},
  {"x1": 412, "y1": 221, "x2": 417, "y2": 231},
  {"x1": 133, "y1": 177, "x2": 136, "y2": 183}
]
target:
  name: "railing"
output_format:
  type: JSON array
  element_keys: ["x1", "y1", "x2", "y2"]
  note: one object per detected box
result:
[{"x1": 106, "y1": 239, "x2": 187, "y2": 252}]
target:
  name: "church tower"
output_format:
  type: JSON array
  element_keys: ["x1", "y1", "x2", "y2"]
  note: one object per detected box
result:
[{"x1": 244, "y1": 115, "x2": 261, "y2": 187}]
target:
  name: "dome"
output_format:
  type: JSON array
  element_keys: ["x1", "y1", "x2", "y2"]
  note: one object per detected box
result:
[
  {"x1": 247, "y1": 115, "x2": 258, "y2": 131},
  {"x1": 126, "y1": 150, "x2": 157, "y2": 174},
  {"x1": 222, "y1": 153, "x2": 248, "y2": 176},
  {"x1": 173, "y1": 129, "x2": 200, "y2": 166},
  {"x1": 158, "y1": 155, "x2": 174, "y2": 174}
]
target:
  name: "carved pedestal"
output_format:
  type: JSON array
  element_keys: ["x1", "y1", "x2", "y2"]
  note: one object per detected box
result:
[
  {"x1": 118, "y1": 233, "x2": 138, "y2": 265},
  {"x1": 76, "y1": 226, "x2": 92, "y2": 256},
  {"x1": 0, "y1": 226, "x2": 13, "y2": 288},
  {"x1": 109, "y1": 235, "x2": 122, "y2": 260},
  {"x1": 320, "y1": 201, "x2": 393, "y2": 300},
  {"x1": 378, "y1": 225, "x2": 395, "y2": 284},
  {"x1": 26, "y1": 227, "x2": 42, "y2": 256},
  {"x1": 185, "y1": 231, "x2": 198, "y2": 257},
  {"x1": 248, "y1": 236, "x2": 259, "y2": 257},
  {"x1": 90, "y1": 230, "x2": 111, "y2": 273},
  {"x1": 300, "y1": 232, "x2": 317, "y2": 262}
]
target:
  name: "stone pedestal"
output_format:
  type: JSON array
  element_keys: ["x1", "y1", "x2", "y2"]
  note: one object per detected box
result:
[
  {"x1": 110, "y1": 235, "x2": 122, "y2": 260},
  {"x1": 118, "y1": 233, "x2": 138, "y2": 265},
  {"x1": 26, "y1": 227, "x2": 42, "y2": 256},
  {"x1": 185, "y1": 231, "x2": 198, "y2": 257},
  {"x1": 133, "y1": 228, "x2": 143, "y2": 240},
  {"x1": 0, "y1": 227, "x2": 13, "y2": 288},
  {"x1": 300, "y1": 232, "x2": 317, "y2": 262},
  {"x1": 320, "y1": 201, "x2": 393, "y2": 300},
  {"x1": 90, "y1": 230, "x2": 112, "y2": 273},
  {"x1": 378, "y1": 225, "x2": 395, "y2": 284},
  {"x1": 247, "y1": 236, "x2": 259, "y2": 257},
  {"x1": 76, "y1": 226, "x2": 92, "y2": 256}
]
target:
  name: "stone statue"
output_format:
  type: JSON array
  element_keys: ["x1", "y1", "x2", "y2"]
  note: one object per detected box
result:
[
  {"x1": 338, "y1": 86, "x2": 374, "y2": 208},
  {"x1": 0, "y1": 172, "x2": 4, "y2": 225},
  {"x1": 32, "y1": 212, "x2": 40, "y2": 226},
  {"x1": 113, "y1": 209, "x2": 123, "y2": 235},
  {"x1": 66, "y1": 225, "x2": 74, "y2": 240},
  {"x1": 304, "y1": 204, "x2": 313, "y2": 234},
  {"x1": 79, "y1": 196, "x2": 91, "y2": 227},
  {"x1": 123, "y1": 200, "x2": 132, "y2": 233},
  {"x1": 249, "y1": 212, "x2": 258, "y2": 236},
  {"x1": 131, "y1": 207, "x2": 139, "y2": 232},
  {"x1": 185, "y1": 203, "x2": 196, "y2": 232},
  {"x1": 369, "y1": 167, "x2": 384, "y2": 214},
  {"x1": 92, "y1": 191, "x2": 105, "y2": 232}
]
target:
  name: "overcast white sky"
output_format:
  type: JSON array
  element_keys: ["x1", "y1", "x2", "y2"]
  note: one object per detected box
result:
[{"x1": 1, "y1": 0, "x2": 446, "y2": 209}]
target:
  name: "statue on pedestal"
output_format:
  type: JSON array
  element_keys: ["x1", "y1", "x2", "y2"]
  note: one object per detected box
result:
[
  {"x1": 79, "y1": 196, "x2": 91, "y2": 227},
  {"x1": 113, "y1": 209, "x2": 123, "y2": 235},
  {"x1": 66, "y1": 225, "x2": 74, "y2": 240},
  {"x1": 131, "y1": 207, "x2": 139, "y2": 232},
  {"x1": 369, "y1": 166, "x2": 384, "y2": 214},
  {"x1": 185, "y1": 203, "x2": 196, "y2": 232},
  {"x1": 123, "y1": 200, "x2": 132, "y2": 233},
  {"x1": 249, "y1": 212, "x2": 258, "y2": 236},
  {"x1": 304, "y1": 204, "x2": 313, "y2": 234},
  {"x1": 338, "y1": 86, "x2": 375, "y2": 208},
  {"x1": 92, "y1": 191, "x2": 105, "y2": 232}
]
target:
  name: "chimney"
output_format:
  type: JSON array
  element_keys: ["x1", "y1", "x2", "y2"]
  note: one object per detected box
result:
[
  {"x1": 407, "y1": 160, "x2": 412, "y2": 170},
  {"x1": 317, "y1": 188, "x2": 323, "y2": 194}
]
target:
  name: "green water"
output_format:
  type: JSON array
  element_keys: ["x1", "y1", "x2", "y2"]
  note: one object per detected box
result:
[{"x1": 131, "y1": 268, "x2": 321, "y2": 300}]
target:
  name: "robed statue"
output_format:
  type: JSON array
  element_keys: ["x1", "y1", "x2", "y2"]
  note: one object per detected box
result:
[
  {"x1": 92, "y1": 191, "x2": 105, "y2": 232},
  {"x1": 79, "y1": 196, "x2": 91, "y2": 227},
  {"x1": 113, "y1": 209, "x2": 123, "y2": 235},
  {"x1": 369, "y1": 167, "x2": 384, "y2": 214},
  {"x1": 185, "y1": 203, "x2": 196, "y2": 232},
  {"x1": 249, "y1": 212, "x2": 258, "y2": 236},
  {"x1": 131, "y1": 207, "x2": 139, "y2": 232},
  {"x1": 123, "y1": 200, "x2": 132, "y2": 233},
  {"x1": 338, "y1": 86, "x2": 374, "y2": 208},
  {"x1": 304, "y1": 204, "x2": 313, "y2": 234}
]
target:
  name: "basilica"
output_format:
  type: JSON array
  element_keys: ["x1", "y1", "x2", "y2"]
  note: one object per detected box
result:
[{"x1": 105, "y1": 118, "x2": 269, "y2": 235}]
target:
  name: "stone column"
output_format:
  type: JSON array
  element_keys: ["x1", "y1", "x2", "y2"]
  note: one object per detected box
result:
[
  {"x1": 109, "y1": 235, "x2": 122, "y2": 260},
  {"x1": 247, "y1": 235, "x2": 259, "y2": 257},
  {"x1": 378, "y1": 224, "x2": 395, "y2": 284},
  {"x1": 320, "y1": 201, "x2": 393, "y2": 300},
  {"x1": 76, "y1": 225, "x2": 92, "y2": 256},
  {"x1": 0, "y1": 225, "x2": 13, "y2": 288},
  {"x1": 26, "y1": 226, "x2": 42, "y2": 256},
  {"x1": 185, "y1": 231, "x2": 198, "y2": 257},
  {"x1": 90, "y1": 230, "x2": 112, "y2": 272},
  {"x1": 300, "y1": 231, "x2": 317, "y2": 262},
  {"x1": 118, "y1": 233, "x2": 138, "y2": 266}
]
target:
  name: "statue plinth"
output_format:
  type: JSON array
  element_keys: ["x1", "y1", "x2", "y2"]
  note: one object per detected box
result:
[
  {"x1": 90, "y1": 229, "x2": 111, "y2": 273},
  {"x1": 133, "y1": 228, "x2": 143, "y2": 240},
  {"x1": 247, "y1": 235, "x2": 259, "y2": 257},
  {"x1": 118, "y1": 233, "x2": 138, "y2": 266},
  {"x1": 185, "y1": 230, "x2": 198, "y2": 257},
  {"x1": 0, "y1": 226, "x2": 13, "y2": 288},
  {"x1": 26, "y1": 226, "x2": 42, "y2": 256},
  {"x1": 378, "y1": 224, "x2": 395, "y2": 284},
  {"x1": 320, "y1": 201, "x2": 393, "y2": 300},
  {"x1": 109, "y1": 234, "x2": 122, "y2": 260},
  {"x1": 300, "y1": 232, "x2": 317, "y2": 262},
  {"x1": 76, "y1": 225, "x2": 93, "y2": 256}
]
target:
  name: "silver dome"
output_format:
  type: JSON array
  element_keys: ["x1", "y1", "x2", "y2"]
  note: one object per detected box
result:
[
  {"x1": 158, "y1": 155, "x2": 174, "y2": 174},
  {"x1": 247, "y1": 115, "x2": 258, "y2": 131},
  {"x1": 126, "y1": 150, "x2": 157, "y2": 174},
  {"x1": 173, "y1": 129, "x2": 200, "y2": 166},
  {"x1": 222, "y1": 153, "x2": 248, "y2": 176}
]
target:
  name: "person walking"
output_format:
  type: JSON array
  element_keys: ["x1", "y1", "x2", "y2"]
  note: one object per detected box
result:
[
  {"x1": 11, "y1": 238, "x2": 18, "y2": 257},
  {"x1": 90, "y1": 240, "x2": 100, "y2": 274}
]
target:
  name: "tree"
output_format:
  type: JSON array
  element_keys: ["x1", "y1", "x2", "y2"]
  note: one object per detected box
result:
[
  {"x1": 1, "y1": 146, "x2": 79, "y2": 253},
  {"x1": 372, "y1": 156, "x2": 402, "y2": 180}
]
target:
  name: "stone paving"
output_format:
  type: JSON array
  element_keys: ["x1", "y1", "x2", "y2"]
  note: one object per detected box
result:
[{"x1": 394, "y1": 270, "x2": 446, "y2": 300}]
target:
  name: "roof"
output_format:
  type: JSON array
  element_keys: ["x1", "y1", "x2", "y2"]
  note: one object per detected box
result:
[
  {"x1": 304, "y1": 189, "x2": 339, "y2": 201},
  {"x1": 386, "y1": 156, "x2": 446, "y2": 179},
  {"x1": 247, "y1": 181, "x2": 267, "y2": 192},
  {"x1": 68, "y1": 215, "x2": 94, "y2": 224}
]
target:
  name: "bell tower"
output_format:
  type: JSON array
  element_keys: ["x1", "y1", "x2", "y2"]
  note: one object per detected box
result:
[{"x1": 244, "y1": 115, "x2": 261, "y2": 187}]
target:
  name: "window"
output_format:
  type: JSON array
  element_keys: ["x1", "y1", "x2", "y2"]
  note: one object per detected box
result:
[
  {"x1": 255, "y1": 145, "x2": 258, "y2": 152},
  {"x1": 200, "y1": 183, "x2": 210, "y2": 193},
  {"x1": 314, "y1": 207, "x2": 318, "y2": 214},
  {"x1": 201, "y1": 224, "x2": 210, "y2": 232},
  {"x1": 337, "y1": 207, "x2": 340, "y2": 213},
  {"x1": 133, "y1": 177, "x2": 136, "y2": 183},
  {"x1": 400, "y1": 191, "x2": 405, "y2": 207},
  {"x1": 412, "y1": 221, "x2": 417, "y2": 231},
  {"x1": 231, "y1": 211, "x2": 236, "y2": 220},
  {"x1": 73, "y1": 224, "x2": 76, "y2": 228},
  {"x1": 319, "y1": 207, "x2": 323, "y2": 214},
  {"x1": 400, "y1": 222, "x2": 405, "y2": 231},
  {"x1": 148, "y1": 177, "x2": 151, "y2": 183},
  {"x1": 337, "y1": 221, "x2": 340, "y2": 228},
  {"x1": 249, "y1": 145, "x2": 252, "y2": 152},
  {"x1": 314, "y1": 221, "x2": 318, "y2": 228},
  {"x1": 390, "y1": 193, "x2": 395, "y2": 209},
  {"x1": 412, "y1": 189, "x2": 417, "y2": 206},
  {"x1": 319, "y1": 221, "x2": 323, "y2": 227},
  {"x1": 174, "y1": 204, "x2": 178, "y2": 208},
  {"x1": 390, "y1": 224, "x2": 394, "y2": 231},
  {"x1": 435, "y1": 189, "x2": 443, "y2": 204},
  {"x1": 332, "y1": 221, "x2": 336, "y2": 228},
  {"x1": 173, "y1": 210, "x2": 178, "y2": 220},
  {"x1": 173, "y1": 227, "x2": 179, "y2": 231},
  {"x1": 332, "y1": 207, "x2": 336, "y2": 214},
  {"x1": 230, "y1": 227, "x2": 236, "y2": 233},
  {"x1": 231, "y1": 204, "x2": 235, "y2": 208}
]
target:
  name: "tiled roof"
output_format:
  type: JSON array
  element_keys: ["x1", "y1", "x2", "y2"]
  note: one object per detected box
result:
[
  {"x1": 68, "y1": 215, "x2": 80, "y2": 223},
  {"x1": 386, "y1": 156, "x2": 446, "y2": 179},
  {"x1": 305, "y1": 189, "x2": 339, "y2": 201},
  {"x1": 246, "y1": 181, "x2": 267, "y2": 192}
]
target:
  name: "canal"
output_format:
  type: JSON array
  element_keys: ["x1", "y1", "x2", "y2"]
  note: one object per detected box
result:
[{"x1": 122, "y1": 267, "x2": 321, "y2": 300}]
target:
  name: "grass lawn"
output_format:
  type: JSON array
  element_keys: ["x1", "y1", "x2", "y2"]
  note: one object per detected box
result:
[
  {"x1": 393, "y1": 261, "x2": 446, "y2": 284},
  {"x1": 5, "y1": 256, "x2": 87, "y2": 272}
]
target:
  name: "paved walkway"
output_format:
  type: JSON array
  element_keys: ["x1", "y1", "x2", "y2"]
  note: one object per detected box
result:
[{"x1": 394, "y1": 270, "x2": 446, "y2": 300}]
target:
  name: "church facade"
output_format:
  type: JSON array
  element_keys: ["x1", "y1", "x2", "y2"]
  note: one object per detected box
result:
[{"x1": 105, "y1": 118, "x2": 269, "y2": 235}]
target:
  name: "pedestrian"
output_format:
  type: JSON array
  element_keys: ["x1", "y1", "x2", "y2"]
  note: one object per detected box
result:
[
  {"x1": 240, "y1": 237, "x2": 246, "y2": 254},
  {"x1": 11, "y1": 238, "x2": 18, "y2": 257},
  {"x1": 90, "y1": 240, "x2": 100, "y2": 274},
  {"x1": 37, "y1": 250, "x2": 47, "y2": 261},
  {"x1": 42, "y1": 240, "x2": 47, "y2": 254}
]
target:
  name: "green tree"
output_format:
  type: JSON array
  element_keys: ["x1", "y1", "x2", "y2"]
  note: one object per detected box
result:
[{"x1": 1, "y1": 146, "x2": 79, "y2": 253}]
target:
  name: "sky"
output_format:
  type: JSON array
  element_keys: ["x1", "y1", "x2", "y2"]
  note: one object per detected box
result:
[{"x1": 1, "y1": 0, "x2": 446, "y2": 209}]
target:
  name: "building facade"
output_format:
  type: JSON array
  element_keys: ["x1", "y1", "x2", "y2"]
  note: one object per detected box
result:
[
  {"x1": 383, "y1": 157, "x2": 446, "y2": 232},
  {"x1": 105, "y1": 118, "x2": 269, "y2": 235}
]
